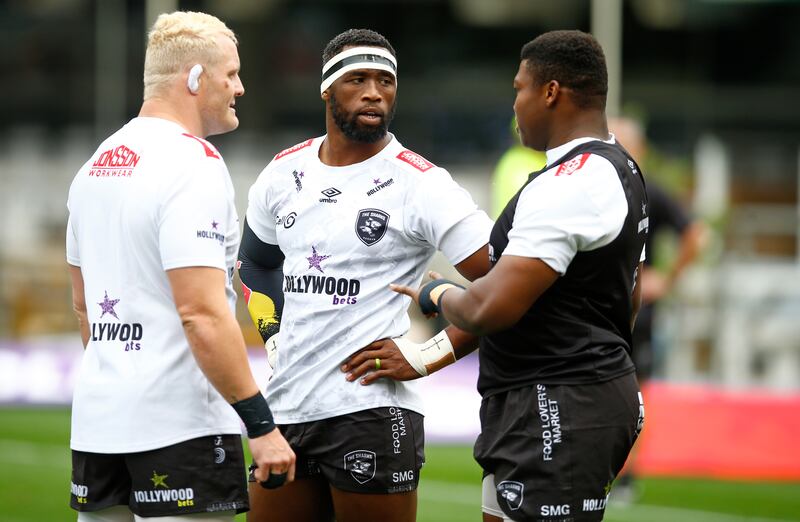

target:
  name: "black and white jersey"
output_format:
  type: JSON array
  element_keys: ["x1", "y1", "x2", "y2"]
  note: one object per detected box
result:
[{"x1": 478, "y1": 136, "x2": 648, "y2": 396}]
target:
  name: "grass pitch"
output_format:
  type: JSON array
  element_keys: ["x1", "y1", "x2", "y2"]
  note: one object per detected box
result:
[{"x1": 1, "y1": 408, "x2": 798, "y2": 521}]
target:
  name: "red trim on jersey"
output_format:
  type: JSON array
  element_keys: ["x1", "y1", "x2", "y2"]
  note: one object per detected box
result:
[
  {"x1": 555, "y1": 153, "x2": 590, "y2": 176},
  {"x1": 181, "y1": 133, "x2": 221, "y2": 159},
  {"x1": 396, "y1": 150, "x2": 434, "y2": 172},
  {"x1": 274, "y1": 139, "x2": 313, "y2": 160}
]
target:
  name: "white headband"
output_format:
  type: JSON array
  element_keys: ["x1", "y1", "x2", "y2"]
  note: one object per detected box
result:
[{"x1": 320, "y1": 46, "x2": 397, "y2": 94}]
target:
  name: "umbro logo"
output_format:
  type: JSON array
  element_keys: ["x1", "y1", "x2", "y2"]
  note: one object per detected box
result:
[{"x1": 319, "y1": 187, "x2": 341, "y2": 204}]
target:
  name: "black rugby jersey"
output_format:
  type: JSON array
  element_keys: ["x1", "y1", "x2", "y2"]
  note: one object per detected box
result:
[{"x1": 478, "y1": 139, "x2": 648, "y2": 396}]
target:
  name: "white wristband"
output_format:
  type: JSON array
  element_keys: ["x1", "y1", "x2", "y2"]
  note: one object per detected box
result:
[
  {"x1": 265, "y1": 333, "x2": 279, "y2": 369},
  {"x1": 394, "y1": 330, "x2": 456, "y2": 377}
]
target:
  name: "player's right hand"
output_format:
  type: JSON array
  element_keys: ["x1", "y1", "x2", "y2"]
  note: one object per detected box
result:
[
  {"x1": 389, "y1": 270, "x2": 445, "y2": 319},
  {"x1": 247, "y1": 428, "x2": 296, "y2": 487}
]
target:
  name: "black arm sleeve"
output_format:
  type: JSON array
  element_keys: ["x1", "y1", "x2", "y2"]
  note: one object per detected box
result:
[{"x1": 237, "y1": 218, "x2": 286, "y2": 343}]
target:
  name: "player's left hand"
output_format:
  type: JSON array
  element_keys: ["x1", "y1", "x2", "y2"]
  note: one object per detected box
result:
[
  {"x1": 389, "y1": 270, "x2": 445, "y2": 319},
  {"x1": 342, "y1": 338, "x2": 422, "y2": 384}
]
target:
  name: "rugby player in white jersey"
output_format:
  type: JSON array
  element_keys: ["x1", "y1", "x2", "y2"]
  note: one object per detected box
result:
[
  {"x1": 66, "y1": 11, "x2": 294, "y2": 522},
  {"x1": 238, "y1": 29, "x2": 492, "y2": 522}
]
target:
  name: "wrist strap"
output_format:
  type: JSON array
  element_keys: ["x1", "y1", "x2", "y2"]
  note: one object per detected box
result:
[
  {"x1": 395, "y1": 329, "x2": 456, "y2": 377},
  {"x1": 419, "y1": 279, "x2": 464, "y2": 315},
  {"x1": 231, "y1": 393, "x2": 275, "y2": 438}
]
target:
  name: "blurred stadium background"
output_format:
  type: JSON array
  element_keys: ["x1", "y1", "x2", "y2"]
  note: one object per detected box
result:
[{"x1": 2, "y1": 0, "x2": 800, "y2": 520}]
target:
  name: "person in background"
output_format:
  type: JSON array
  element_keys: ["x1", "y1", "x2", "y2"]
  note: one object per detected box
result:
[
  {"x1": 491, "y1": 116, "x2": 546, "y2": 218},
  {"x1": 609, "y1": 116, "x2": 705, "y2": 500}
]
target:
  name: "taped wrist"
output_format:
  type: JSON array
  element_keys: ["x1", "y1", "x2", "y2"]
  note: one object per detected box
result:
[
  {"x1": 265, "y1": 333, "x2": 278, "y2": 369},
  {"x1": 394, "y1": 330, "x2": 456, "y2": 377},
  {"x1": 231, "y1": 393, "x2": 275, "y2": 438},
  {"x1": 418, "y1": 279, "x2": 464, "y2": 315}
]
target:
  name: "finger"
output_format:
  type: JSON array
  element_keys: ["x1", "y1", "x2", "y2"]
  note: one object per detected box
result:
[
  {"x1": 260, "y1": 470, "x2": 287, "y2": 489},
  {"x1": 389, "y1": 283, "x2": 415, "y2": 297},
  {"x1": 341, "y1": 341, "x2": 387, "y2": 371},
  {"x1": 428, "y1": 270, "x2": 444, "y2": 280},
  {"x1": 287, "y1": 461, "x2": 296, "y2": 483},
  {"x1": 360, "y1": 369, "x2": 391, "y2": 386},
  {"x1": 342, "y1": 349, "x2": 379, "y2": 373},
  {"x1": 346, "y1": 357, "x2": 381, "y2": 381}
]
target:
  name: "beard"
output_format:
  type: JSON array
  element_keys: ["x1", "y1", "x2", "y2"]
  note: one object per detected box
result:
[{"x1": 330, "y1": 93, "x2": 396, "y2": 143}]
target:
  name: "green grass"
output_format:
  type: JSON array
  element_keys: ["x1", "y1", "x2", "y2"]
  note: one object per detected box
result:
[{"x1": 1, "y1": 408, "x2": 799, "y2": 521}]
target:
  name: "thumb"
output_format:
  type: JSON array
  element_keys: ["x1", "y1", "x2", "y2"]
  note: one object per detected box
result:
[{"x1": 428, "y1": 271, "x2": 444, "y2": 280}]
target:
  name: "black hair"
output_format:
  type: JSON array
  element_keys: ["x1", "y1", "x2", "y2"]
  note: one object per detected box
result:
[
  {"x1": 520, "y1": 30, "x2": 607, "y2": 109},
  {"x1": 322, "y1": 28, "x2": 396, "y2": 64}
]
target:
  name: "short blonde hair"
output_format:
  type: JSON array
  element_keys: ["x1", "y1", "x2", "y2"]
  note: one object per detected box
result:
[{"x1": 143, "y1": 11, "x2": 237, "y2": 99}]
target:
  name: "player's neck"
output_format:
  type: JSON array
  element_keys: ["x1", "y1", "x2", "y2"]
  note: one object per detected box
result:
[
  {"x1": 546, "y1": 110, "x2": 608, "y2": 151},
  {"x1": 139, "y1": 97, "x2": 204, "y2": 138},
  {"x1": 319, "y1": 129, "x2": 391, "y2": 167}
]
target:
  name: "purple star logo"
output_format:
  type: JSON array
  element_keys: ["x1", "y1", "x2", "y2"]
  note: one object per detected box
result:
[
  {"x1": 299, "y1": 171, "x2": 305, "y2": 178},
  {"x1": 211, "y1": 220, "x2": 219, "y2": 230},
  {"x1": 98, "y1": 291, "x2": 120, "y2": 320},
  {"x1": 373, "y1": 178, "x2": 381, "y2": 185},
  {"x1": 306, "y1": 246, "x2": 331, "y2": 273}
]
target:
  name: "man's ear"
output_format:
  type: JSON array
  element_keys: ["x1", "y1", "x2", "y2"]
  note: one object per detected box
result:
[
  {"x1": 544, "y1": 80, "x2": 560, "y2": 107},
  {"x1": 321, "y1": 89, "x2": 330, "y2": 101}
]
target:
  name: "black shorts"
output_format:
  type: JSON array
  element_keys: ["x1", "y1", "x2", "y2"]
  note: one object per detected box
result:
[
  {"x1": 474, "y1": 372, "x2": 643, "y2": 522},
  {"x1": 71, "y1": 434, "x2": 248, "y2": 516},
  {"x1": 250, "y1": 407, "x2": 424, "y2": 494}
]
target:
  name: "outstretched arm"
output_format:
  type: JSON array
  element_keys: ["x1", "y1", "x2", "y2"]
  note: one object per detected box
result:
[{"x1": 393, "y1": 255, "x2": 559, "y2": 337}]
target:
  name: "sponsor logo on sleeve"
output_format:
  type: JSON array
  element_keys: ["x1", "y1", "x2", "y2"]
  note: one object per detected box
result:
[
  {"x1": 555, "y1": 153, "x2": 590, "y2": 176},
  {"x1": 197, "y1": 220, "x2": 225, "y2": 245},
  {"x1": 497, "y1": 480, "x2": 524, "y2": 511},
  {"x1": 89, "y1": 144, "x2": 140, "y2": 177},
  {"x1": 355, "y1": 208, "x2": 389, "y2": 246},
  {"x1": 396, "y1": 150, "x2": 434, "y2": 171},
  {"x1": 344, "y1": 450, "x2": 376, "y2": 484}
]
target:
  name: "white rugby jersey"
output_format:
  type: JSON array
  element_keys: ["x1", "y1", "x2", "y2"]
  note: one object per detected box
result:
[
  {"x1": 246, "y1": 134, "x2": 492, "y2": 423},
  {"x1": 66, "y1": 117, "x2": 242, "y2": 453}
]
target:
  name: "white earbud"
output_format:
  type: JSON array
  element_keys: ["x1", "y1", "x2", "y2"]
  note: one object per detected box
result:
[{"x1": 187, "y1": 64, "x2": 203, "y2": 94}]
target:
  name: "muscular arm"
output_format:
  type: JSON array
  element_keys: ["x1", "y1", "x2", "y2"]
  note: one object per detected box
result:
[
  {"x1": 68, "y1": 264, "x2": 89, "y2": 348},
  {"x1": 439, "y1": 255, "x2": 559, "y2": 336},
  {"x1": 443, "y1": 244, "x2": 492, "y2": 357},
  {"x1": 167, "y1": 266, "x2": 260, "y2": 404},
  {"x1": 237, "y1": 219, "x2": 285, "y2": 343}
]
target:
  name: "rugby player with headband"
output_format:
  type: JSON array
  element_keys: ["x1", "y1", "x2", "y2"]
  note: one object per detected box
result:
[{"x1": 238, "y1": 28, "x2": 492, "y2": 522}]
